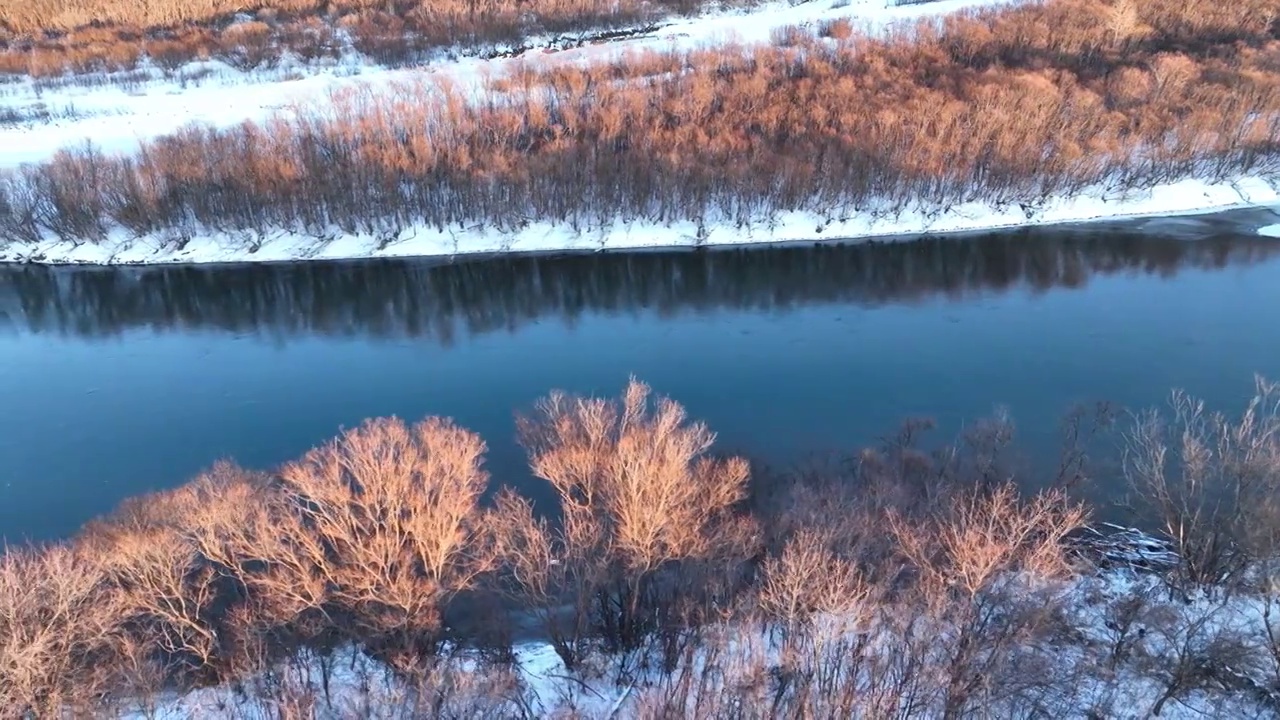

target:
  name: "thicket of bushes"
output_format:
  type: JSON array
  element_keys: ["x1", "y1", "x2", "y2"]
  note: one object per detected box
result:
[
  {"x1": 5, "y1": 378, "x2": 1280, "y2": 717},
  {"x1": 0, "y1": 0, "x2": 715, "y2": 77},
  {"x1": 4, "y1": 228, "x2": 1273, "y2": 340},
  {"x1": 2, "y1": 0, "x2": 1277, "y2": 252}
]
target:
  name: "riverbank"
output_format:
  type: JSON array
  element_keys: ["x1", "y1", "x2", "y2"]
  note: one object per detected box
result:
[
  {"x1": 1, "y1": 175, "x2": 1276, "y2": 266},
  {"x1": 139, "y1": 566, "x2": 1277, "y2": 719},
  {"x1": 8, "y1": 379, "x2": 1280, "y2": 718}
]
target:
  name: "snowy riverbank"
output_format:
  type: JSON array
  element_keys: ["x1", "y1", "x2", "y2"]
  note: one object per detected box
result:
[
  {"x1": 2, "y1": 0, "x2": 1277, "y2": 267},
  {"x1": 1, "y1": 175, "x2": 1276, "y2": 266},
  {"x1": 133, "y1": 566, "x2": 1280, "y2": 719}
]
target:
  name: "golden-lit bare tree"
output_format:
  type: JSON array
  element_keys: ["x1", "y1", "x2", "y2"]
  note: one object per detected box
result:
[
  {"x1": 520, "y1": 379, "x2": 751, "y2": 571},
  {"x1": 888, "y1": 483, "x2": 1087, "y2": 717},
  {"x1": 504, "y1": 379, "x2": 756, "y2": 666},
  {"x1": 757, "y1": 528, "x2": 871, "y2": 635},
  {"x1": 105, "y1": 525, "x2": 224, "y2": 678},
  {"x1": 276, "y1": 416, "x2": 496, "y2": 671},
  {"x1": 0, "y1": 544, "x2": 120, "y2": 716}
]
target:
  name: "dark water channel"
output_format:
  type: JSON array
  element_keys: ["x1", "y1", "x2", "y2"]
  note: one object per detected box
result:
[{"x1": 3, "y1": 211, "x2": 1280, "y2": 542}]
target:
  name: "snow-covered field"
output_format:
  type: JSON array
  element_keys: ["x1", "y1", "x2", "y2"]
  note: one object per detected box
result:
[{"x1": 1261, "y1": 223, "x2": 1280, "y2": 238}]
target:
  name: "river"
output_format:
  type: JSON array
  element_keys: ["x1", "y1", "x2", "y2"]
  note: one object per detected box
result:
[{"x1": 2, "y1": 209, "x2": 1279, "y2": 542}]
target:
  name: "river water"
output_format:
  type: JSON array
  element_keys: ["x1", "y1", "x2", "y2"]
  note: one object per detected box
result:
[{"x1": 2, "y1": 211, "x2": 1279, "y2": 542}]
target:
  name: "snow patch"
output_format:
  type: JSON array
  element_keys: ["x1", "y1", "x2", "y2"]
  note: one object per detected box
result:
[{"x1": 1260, "y1": 223, "x2": 1280, "y2": 238}]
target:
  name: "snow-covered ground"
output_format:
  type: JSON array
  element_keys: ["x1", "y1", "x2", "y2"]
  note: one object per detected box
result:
[
  {"x1": 0, "y1": 0, "x2": 1012, "y2": 169},
  {"x1": 1261, "y1": 223, "x2": 1280, "y2": 238},
  {"x1": 129, "y1": 568, "x2": 1280, "y2": 719},
  {"x1": 98, "y1": 526, "x2": 1280, "y2": 718},
  {"x1": 1, "y1": 175, "x2": 1276, "y2": 265}
]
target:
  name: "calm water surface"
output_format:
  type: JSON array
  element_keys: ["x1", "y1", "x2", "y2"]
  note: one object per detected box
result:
[{"x1": 2, "y1": 213, "x2": 1280, "y2": 541}]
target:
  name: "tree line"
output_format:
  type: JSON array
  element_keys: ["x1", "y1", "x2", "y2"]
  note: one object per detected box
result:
[
  {"x1": 5, "y1": 378, "x2": 1280, "y2": 716},
  {"x1": 1, "y1": 0, "x2": 1276, "y2": 252}
]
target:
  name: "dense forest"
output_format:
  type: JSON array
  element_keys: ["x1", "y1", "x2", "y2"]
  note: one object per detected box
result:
[
  {"x1": 1, "y1": 0, "x2": 1277, "y2": 253},
  {"x1": 4, "y1": 378, "x2": 1280, "y2": 716}
]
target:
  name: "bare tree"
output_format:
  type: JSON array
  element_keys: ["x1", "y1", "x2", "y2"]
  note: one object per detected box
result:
[
  {"x1": 276, "y1": 416, "x2": 498, "y2": 673},
  {"x1": 504, "y1": 379, "x2": 757, "y2": 670},
  {"x1": 0, "y1": 544, "x2": 120, "y2": 716},
  {"x1": 7, "y1": 0, "x2": 1280, "y2": 260},
  {"x1": 106, "y1": 526, "x2": 224, "y2": 680},
  {"x1": 890, "y1": 483, "x2": 1087, "y2": 718},
  {"x1": 757, "y1": 528, "x2": 871, "y2": 639},
  {"x1": 1124, "y1": 378, "x2": 1280, "y2": 595},
  {"x1": 1140, "y1": 602, "x2": 1265, "y2": 717}
]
